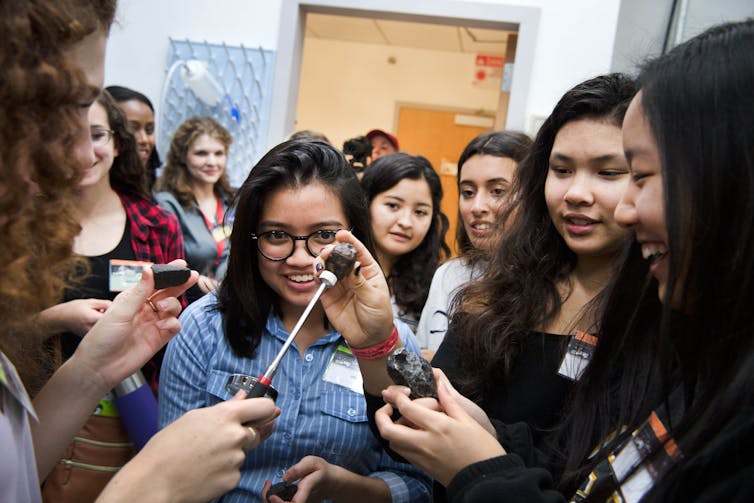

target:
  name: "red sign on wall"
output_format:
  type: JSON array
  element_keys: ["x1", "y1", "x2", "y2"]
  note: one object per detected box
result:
[
  {"x1": 475, "y1": 55, "x2": 505, "y2": 68},
  {"x1": 473, "y1": 54, "x2": 505, "y2": 88}
]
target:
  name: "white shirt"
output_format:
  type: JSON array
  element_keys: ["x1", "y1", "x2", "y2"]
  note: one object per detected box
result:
[{"x1": 415, "y1": 258, "x2": 486, "y2": 351}]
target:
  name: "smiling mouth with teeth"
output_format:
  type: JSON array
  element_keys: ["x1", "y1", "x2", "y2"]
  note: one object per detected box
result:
[
  {"x1": 288, "y1": 274, "x2": 313, "y2": 283},
  {"x1": 642, "y1": 245, "x2": 668, "y2": 264},
  {"x1": 646, "y1": 251, "x2": 667, "y2": 263},
  {"x1": 472, "y1": 225, "x2": 492, "y2": 232}
]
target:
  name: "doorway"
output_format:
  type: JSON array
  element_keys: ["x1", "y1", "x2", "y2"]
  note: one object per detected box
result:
[
  {"x1": 269, "y1": 0, "x2": 540, "y2": 147},
  {"x1": 396, "y1": 105, "x2": 491, "y2": 253}
]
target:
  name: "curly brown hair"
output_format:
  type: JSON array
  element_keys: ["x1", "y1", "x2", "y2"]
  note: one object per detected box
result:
[
  {"x1": 155, "y1": 116, "x2": 234, "y2": 206},
  {"x1": 0, "y1": 0, "x2": 116, "y2": 380}
]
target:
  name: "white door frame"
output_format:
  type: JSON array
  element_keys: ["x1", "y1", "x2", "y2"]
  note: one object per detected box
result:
[{"x1": 268, "y1": 0, "x2": 540, "y2": 147}]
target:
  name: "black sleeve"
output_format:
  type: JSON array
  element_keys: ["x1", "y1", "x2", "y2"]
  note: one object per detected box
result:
[
  {"x1": 493, "y1": 420, "x2": 538, "y2": 465},
  {"x1": 430, "y1": 321, "x2": 462, "y2": 383},
  {"x1": 446, "y1": 454, "x2": 566, "y2": 503}
]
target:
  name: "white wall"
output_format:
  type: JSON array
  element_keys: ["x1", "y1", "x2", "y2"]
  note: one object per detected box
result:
[
  {"x1": 473, "y1": 0, "x2": 622, "y2": 130},
  {"x1": 295, "y1": 39, "x2": 501, "y2": 149},
  {"x1": 105, "y1": 0, "x2": 621, "y2": 148},
  {"x1": 105, "y1": 0, "x2": 281, "y2": 107}
]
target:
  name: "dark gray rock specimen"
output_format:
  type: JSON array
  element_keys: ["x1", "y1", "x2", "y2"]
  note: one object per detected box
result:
[
  {"x1": 325, "y1": 242, "x2": 357, "y2": 280},
  {"x1": 151, "y1": 264, "x2": 191, "y2": 289},
  {"x1": 266, "y1": 481, "x2": 298, "y2": 502},
  {"x1": 386, "y1": 347, "x2": 437, "y2": 399}
]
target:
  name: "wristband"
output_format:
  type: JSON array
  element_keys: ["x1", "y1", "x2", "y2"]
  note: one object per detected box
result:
[{"x1": 349, "y1": 326, "x2": 399, "y2": 360}]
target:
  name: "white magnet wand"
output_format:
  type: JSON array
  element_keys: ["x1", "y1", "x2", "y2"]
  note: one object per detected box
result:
[{"x1": 243, "y1": 243, "x2": 357, "y2": 399}]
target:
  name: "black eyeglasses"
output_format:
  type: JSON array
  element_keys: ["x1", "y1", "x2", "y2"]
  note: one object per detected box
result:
[{"x1": 251, "y1": 229, "x2": 341, "y2": 261}]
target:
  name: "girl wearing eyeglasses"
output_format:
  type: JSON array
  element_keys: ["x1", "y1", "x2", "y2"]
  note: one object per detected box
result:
[
  {"x1": 158, "y1": 139, "x2": 432, "y2": 503},
  {"x1": 360, "y1": 153, "x2": 450, "y2": 332},
  {"x1": 34, "y1": 89, "x2": 185, "y2": 500}
]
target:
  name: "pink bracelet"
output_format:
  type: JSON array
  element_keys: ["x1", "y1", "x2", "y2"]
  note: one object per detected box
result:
[{"x1": 349, "y1": 326, "x2": 399, "y2": 360}]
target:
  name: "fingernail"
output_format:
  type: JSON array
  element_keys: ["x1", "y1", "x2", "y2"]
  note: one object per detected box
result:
[
  {"x1": 354, "y1": 264, "x2": 361, "y2": 276},
  {"x1": 315, "y1": 263, "x2": 324, "y2": 272}
]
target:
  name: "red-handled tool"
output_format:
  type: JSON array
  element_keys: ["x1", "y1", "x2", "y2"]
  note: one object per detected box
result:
[{"x1": 244, "y1": 243, "x2": 357, "y2": 399}]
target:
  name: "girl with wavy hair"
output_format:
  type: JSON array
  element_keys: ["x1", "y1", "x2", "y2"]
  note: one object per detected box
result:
[
  {"x1": 431, "y1": 74, "x2": 637, "y2": 443},
  {"x1": 361, "y1": 153, "x2": 450, "y2": 331},
  {"x1": 0, "y1": 2, "x2": 280, "y2": 502},
  {"x1": 371, "y1": 19, "x2": 754, "y2": 503},
  {"x1": 415, "y1": 131, "x2": 532, "y2": 358},
  {"x1": 155, "y1": 116, "x2": 235, "y2": 303},
  {"x1": 36, "y1": 89, "x2": 185, "y2": 501}
]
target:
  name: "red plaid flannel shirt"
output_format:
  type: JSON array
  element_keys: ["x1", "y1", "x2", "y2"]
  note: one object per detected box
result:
[{"x1": 120, "y1": 193, "x2": 186, "y2": 392}]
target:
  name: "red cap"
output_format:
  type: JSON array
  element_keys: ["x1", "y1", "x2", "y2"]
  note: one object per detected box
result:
[{"x1": 366, "y1": 129, "x2": 399, "y2": 151}]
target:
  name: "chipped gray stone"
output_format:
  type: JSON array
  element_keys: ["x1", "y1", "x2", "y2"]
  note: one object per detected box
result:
[{"x1": 386, "y1": 347, "x2": 437, "y2": 399}]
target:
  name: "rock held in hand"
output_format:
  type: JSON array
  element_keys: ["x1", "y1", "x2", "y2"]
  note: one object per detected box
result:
[
  {"x1": 325, "y1": 242, "x2": 357, "y2": 280},
  {"x1": 386, "y1": 347, "x2": 438, "y2": 399},
  {"x1": 267, "y1": 481, "x2": 298, "y2": 502},
  {"x1": 151, "y1": 264, "x2": 191, "y2": 289}
]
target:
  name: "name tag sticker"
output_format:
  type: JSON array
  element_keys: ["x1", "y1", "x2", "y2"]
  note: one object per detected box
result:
[
  {"x1": 109, "y1": 259, "x2": 153, "y2": 292},
  {"x1": 322, "y1": 345, "x2": 363, "y2": 394},
  {"x1": 212, "y1": 225, "x2": 232, "y2": 243},
  {"x1": 558, "y1": 331, "x2": 597, "y2": 381}
]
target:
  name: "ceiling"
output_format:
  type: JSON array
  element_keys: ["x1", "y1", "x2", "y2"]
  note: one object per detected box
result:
[{"x1": 305, "y1": 13, "x2": 512, "y2": 55}]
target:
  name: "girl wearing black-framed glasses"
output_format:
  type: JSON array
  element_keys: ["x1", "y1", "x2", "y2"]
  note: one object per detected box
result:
[{"x1": 159, "y1": 139, "x2": 433, "y2": 502}]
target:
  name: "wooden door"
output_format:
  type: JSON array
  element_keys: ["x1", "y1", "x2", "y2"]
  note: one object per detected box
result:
[{"x1": 396, "y1": 106, "x2": 490, "y2": 256}]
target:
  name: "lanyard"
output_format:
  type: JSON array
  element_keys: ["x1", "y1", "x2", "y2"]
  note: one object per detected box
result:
[{"x1": 200, "y1": 196, "x2": 226, "y2": 270}]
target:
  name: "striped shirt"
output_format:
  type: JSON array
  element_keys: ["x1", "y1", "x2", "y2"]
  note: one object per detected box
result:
[{"x1": 158, "y1": 293, "x2": 432, "y2": 503}]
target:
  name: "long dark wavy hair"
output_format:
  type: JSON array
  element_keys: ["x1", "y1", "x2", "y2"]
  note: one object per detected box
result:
[
  {"x1": 455, "y1": 130, "x2": 532, "y2": 256},
  {"x1": 155, "y1": 116, "x2": 234, "y2": 207},
  {"x1": 360, "y1": 152, "x2": 450, "y2": 321},
  {"x1": 95, "y1": 89, "x2": 151, "y2": 200},
  {"x1": 216, "y1": 139, "x2": 376, "y2": 358},
  {"x1": 558, "y1": 20, "x2": 754, "y2": 500},
  {"x1": 451, "y1": 73, "x2": 638, "y2": 400}
]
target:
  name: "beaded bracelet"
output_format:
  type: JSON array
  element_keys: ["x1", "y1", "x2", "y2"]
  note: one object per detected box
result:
[{"x1": 349, "y1": 326, "x2": 399, "y2": 360}]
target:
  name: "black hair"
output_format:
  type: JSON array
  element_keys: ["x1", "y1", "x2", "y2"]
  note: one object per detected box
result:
[
  {"x1": 217, "y1": 139, "x2": 375, "y2": 357},
  {"x1": 106, "y1": 85, "x2": 161, "y2": 188},
  {"x1": 455, "y1": 130, "x2": 533, "y2": 255},
  {"x1": 452, "y1": 73, "x2": 638, "y2": 400},
  {"x1": 360, "y1": 152, "x2": 450, "y2": 321},
  {"x1": 343, "y1": 135, "x2": 372, "y2": 174},
  {"x1": 559, "y1": 21, "x2": 754, "y2": 499},
  {"x1": 106, "y1": 85, "x2": 155, "y2": 111}
]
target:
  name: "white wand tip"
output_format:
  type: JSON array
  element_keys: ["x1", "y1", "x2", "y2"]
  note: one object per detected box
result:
[{"x1": 319, "y1": 270, "x2": 338, "y2": 288}]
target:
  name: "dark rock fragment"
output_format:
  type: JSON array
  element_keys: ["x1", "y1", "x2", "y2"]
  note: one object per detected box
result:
[
  {"x1": 325, "y1": 242, "x2": 357, "y2": 280},
  {"x1": 267, "y1": 481, "x2": 298, "y2": 502},
  {"x1": 151, "y1": 264, "x2": 191, "y2": 289},
  {"x1": 386, "y1": 347, "x2": 437, "y2": 399}
]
